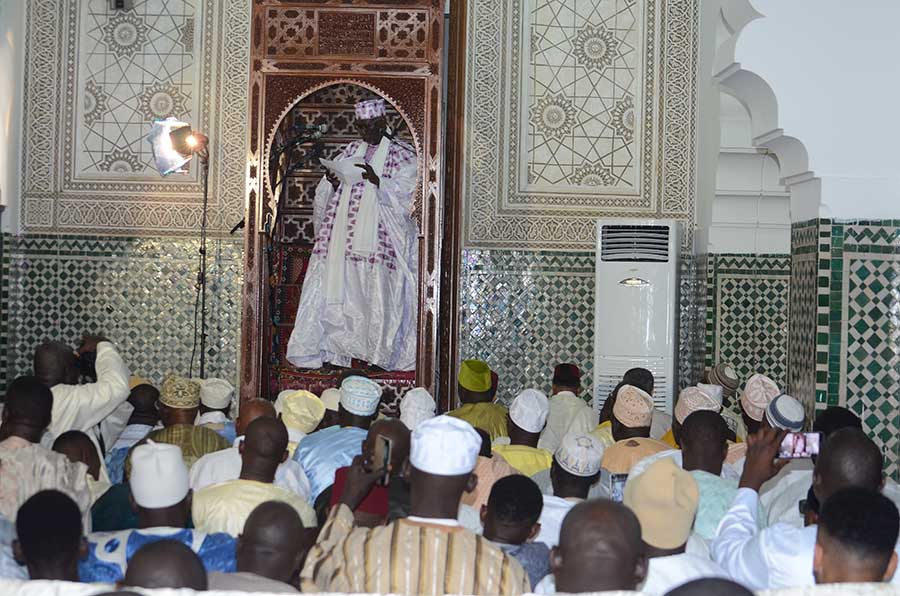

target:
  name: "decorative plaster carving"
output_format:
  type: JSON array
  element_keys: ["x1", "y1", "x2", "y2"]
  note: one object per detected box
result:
[
  {"x1": 20, "y1": 0, "x2": 249, "y2": 235},
  {"x1": 462, "y1": 0, "x2": 699, "y2": 250}
]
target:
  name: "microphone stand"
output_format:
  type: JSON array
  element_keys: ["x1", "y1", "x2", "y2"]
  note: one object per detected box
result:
[{"x1": 262, "y1": 134, "x2": 324, "y2": 399}]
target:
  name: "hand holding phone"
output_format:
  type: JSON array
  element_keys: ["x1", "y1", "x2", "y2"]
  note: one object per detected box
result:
[{"x1": 372, "y1": 435, "x2": 393, "y2": 486}]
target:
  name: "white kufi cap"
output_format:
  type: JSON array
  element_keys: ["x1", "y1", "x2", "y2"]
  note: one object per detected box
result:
[
  {"x1": 509, "y1": 389, "x2": 550, "y2": 433},
  {"x1": 410, "y1": 415, "x2": 481, "y2": 476},
  {"x1": 199, "y1": 378, "x2": 234, "y2": 410},
  {"x1": 766, "y1": 394, "x2": 805, "y2": 432},
  {"x1": 555, "y1": 432, "x2": 604, "y2": 477},
  {"x1": 320, "y1": 388, "x2": 341, "y2": 412},
  {"x1": 400, "y1": 388, "x2": 436, "y2": 431},
  {"x1": 130, "y1": 441, "x2": 190, "y2": 509},
  {"x1": 340, "y1": 376, "x2": 382, "y2": 416}
]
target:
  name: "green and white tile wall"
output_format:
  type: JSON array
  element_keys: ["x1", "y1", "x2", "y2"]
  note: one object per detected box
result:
[
  {"x1": 703, "y1": 253, "x2": 793, "y2": 396},
  {"x1": 0, "y1": 234, "x2": 243, "y2": 392},
  {"x1": 791, "y1": 219, "x2": 900, "y2": 479},
  {"x1": 457, "y1": 250, "x2": 709, "y2": 406}
]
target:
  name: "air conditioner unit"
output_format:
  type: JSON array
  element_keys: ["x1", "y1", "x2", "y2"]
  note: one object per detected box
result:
[{"x1": 593, "y1": 219, "x2": 681, "y2": 415}]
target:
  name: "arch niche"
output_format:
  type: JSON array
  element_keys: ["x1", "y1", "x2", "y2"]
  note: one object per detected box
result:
[{"x1": 240, "y1": 2, "x2": 444, "y2": 408}]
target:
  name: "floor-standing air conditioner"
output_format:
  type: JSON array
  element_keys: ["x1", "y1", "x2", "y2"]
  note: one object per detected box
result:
[{"x1": 593, "y1": 219, "x2": 681, "y2": 415}]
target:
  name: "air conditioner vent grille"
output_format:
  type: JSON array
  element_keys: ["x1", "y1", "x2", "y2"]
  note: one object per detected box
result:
[{"x1": 600, "y1": 225, "x2": 670, "y2": 262}]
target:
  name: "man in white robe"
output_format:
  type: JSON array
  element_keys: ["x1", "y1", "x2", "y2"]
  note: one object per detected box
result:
[{"x1": 287, "y1": 99, "x2": 418, "y2": 371}]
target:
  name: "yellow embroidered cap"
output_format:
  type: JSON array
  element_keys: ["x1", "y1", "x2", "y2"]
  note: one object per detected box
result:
[{"x1": 159, "y1": 375, "x2": 201, "y2": 409}]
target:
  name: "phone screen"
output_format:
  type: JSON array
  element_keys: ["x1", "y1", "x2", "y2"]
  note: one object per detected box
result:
[
  {"x1": 373, "y1": 435, "x2": 393, "y2": 486},
  {"x1": 778, "y1": 432, "x2": 821, "y2": 459}
]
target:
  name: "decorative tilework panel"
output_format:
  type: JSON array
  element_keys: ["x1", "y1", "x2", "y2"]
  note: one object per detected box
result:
[
  {"x1": 841, "y1": 254, "x2": 900, "y2": 479},
  {"x1": 457, "y1": 249, "x2": 702, "y2": 405},
  {"x1": 458, "y1": 250, "x2": 596, "y2": 405},
  {"x1": 678, "y1": 255, "x2": 706, "y2": 388},
  {"x1": 2, "y1": 234, "x2": 243, "y2": 391},
  {"x1": 0, "y1": 233, "x2": 10, "y2": 392}
]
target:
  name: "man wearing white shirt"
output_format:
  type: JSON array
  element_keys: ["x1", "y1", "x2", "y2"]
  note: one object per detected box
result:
[
  {"x1": 538, "y1": 364, "x2": 596, "y2": 453},
  {"x1": 712, "y1": 426, "x2": 896, "y2": 590},
  {"x1": 624, "y1": 458, "x2": 726, "y2": 596},
  {"x1": 535, "y1": 432, "x2": 603, "y2": 547},
  {"x1": 34, "y1": 336, "x2": 131, "y2": 445},
  {"x1": 189, "y1": 399, "x2": 311, "y2": 500}
]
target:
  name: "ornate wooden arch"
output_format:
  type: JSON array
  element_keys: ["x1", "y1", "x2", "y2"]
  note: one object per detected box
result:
[{"x1": 240, "y1": 1, "x2": 444, "y2": 403}]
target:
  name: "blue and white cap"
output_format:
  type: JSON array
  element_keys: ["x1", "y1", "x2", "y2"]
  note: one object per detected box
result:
[
  {"x1": 766, "y1": 393, "x2": 805, "y2": 432},
  {"x1": 340, "y1": 376, "x2": 382, "y2": 416}
]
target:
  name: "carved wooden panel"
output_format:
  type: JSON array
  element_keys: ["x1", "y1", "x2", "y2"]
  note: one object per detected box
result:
[{"x1": 241, "y1": 0, "x2": 444, "y2": 403}]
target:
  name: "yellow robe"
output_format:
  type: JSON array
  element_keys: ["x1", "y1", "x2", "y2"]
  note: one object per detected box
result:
[
  {"x1": 492, "y1": 444, "x2": 553, "y2": 477},
  {"x1": 447, "y1": 402, "x2": 509, "y2": 441}
]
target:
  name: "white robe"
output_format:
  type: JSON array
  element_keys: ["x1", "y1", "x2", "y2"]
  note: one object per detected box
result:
[{"x1": 287, "y1": 139, "x2": 418, "y2": 371}]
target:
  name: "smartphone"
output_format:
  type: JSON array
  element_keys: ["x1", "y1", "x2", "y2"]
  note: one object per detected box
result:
[
  {"x1": 608, "y1": 473, "x2": 629, "y2": 502},
  {"x1": 372, "y1": 435, "x2": 393, "y2": 486},
  {"x1": 778, "y1": 432, "x2": 821, "y2": 459}
]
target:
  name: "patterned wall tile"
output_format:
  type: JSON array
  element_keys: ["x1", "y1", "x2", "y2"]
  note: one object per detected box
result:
[
  {"x1": 462, "y1": 0, "x2": 699, "y2": 249},
  {"x1": 458, "y1": 249, "x2": 703, "y2": 406},
  {"x1": 2, "y1": 234, "x2": 243, "y2": 390},
  {"x1": 458, "y1": 250, "x2": 596, "y2": 405},
  {"x1": 840, "y1": 254, "x2": 900, "y2": 479},
  {"x1": 0, "y1": 232, "x2": 10, "y2": 392},
  {"x1": 788, "y1": 249, "x2": 819, "y2": 421}
]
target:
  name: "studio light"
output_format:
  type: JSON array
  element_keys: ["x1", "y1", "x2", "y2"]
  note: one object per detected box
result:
[{"x1": 146, "y1": 117, "x2": 212, "y2": 378}]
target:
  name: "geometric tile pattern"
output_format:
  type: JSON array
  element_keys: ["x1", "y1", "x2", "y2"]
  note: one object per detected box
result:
[
  {"x1": 462, "y1": 0, "x2": 699, "y2": 249},
  {"x1": 458, "y1": 249, "x2": 703, "y2": 406},
  {"x1": 20, "y1": 0, "x2": 249, "y2": 235},
  {"x1": 788, "y1": 247, "x2": 819, "y2": 423},
  {"x1": 703, "y1": 254, "x2": 792, "y2": 404},
  {"x1": 1, "y1": 234, "x2": 243, "y2": 392},
  {"x1": 678, "y1": 254, "x2": 707, "y2": 388},
  {"x1": 526, "y1": 0, "x2": 640, "y2": 189},
  {"x1": 458, "y1": 250, "x2": 596, "y2": 405},
  {"x1": 841, "y1": 255, "x2": 900, "y2": 479}
]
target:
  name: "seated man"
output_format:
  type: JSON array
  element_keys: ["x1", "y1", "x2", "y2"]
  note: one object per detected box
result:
[
  {"x1": 0, "y1": 376, "x2": 92, "y2": 525},
  {"x1": 293, "y1": 375, "x2": 382, "y2": 502},
  {"x1": 712, "y1": 427, "x2": 900, "y2": 590},
  {"x1": 53, "y1": 430, "x2": 111, "y2": 505},
  {"x1": 80, "y1": 441, "x2": 236, "y2": 583},
  {"x1": 190, "y1": 399, "x2": 311, "y2": 500},
  {"x1": 302, "y1": 415, "x2": 530, "y2": 594},
  {"x1": 535, "y1": 432, "x2": 603, "y2": 547},
  {"x1": 326, "y1": 418, "x2": 412, "y2": 526},
  {"x1": 209, "y1": 501, "x2": 310, "y2": 593},
  {"x1": 536, "y1": 499, "x2": 646, "y2": 593},
  {"x1": 197, "y1": 378, "x2": 237, "y2": 444},
  {"x1": 105, "y1": 382, "x2": 159, "y2": 485},
  {"x1": 33, "y1": 335, "x2": 131, "y2": 446},
  {"x1": 481, "y1": 475, "x2": 550, "y2": 588},
  {"x1": 461, "y1": 428, "x2": 518, "y2": 511},
  {"x1": 663, "y1": 384, "x2": 722, "y2": 448},
  {"x1": 447, "y1": 360, "x2": 508, "y2": 441},
  {"x1": 274, "y1": 390, "x2": 326, "y2": 455},
  {"x1": 493, "y1": 389, "x2": 553, "y2": 476},
  {"x1": 122, "y1": 539, "x2": 208, "y2": 591},
  {"x1": 623, "y1": 458, "x2": 725, "y2": 596},
  {"x1": 143, "y1": 376, "x2": 230, "y2": 468},
  {"x1": 814, "y1": 487, "x2": 899, "y2": 584},
  {"x1": 13, "y1": 490, "x2": 87, "y2": 582},
  {"x1": 594, "y1": 384, "x2": 656, "y2": 448},
  {"x1": 538, "y1": 364, "x2": 595, "y2": 453},
  {"x1": 192, "y1": 417, "x2": 317, "y2": 536}
]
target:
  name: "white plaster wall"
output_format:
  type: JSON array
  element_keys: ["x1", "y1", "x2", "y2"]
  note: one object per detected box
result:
[
  {"x1": 737, "y1": 0, "x2": 900, "y2": 219},
  {"x1": 0, "y1": 0, "x2": 24, "y2": 231}
]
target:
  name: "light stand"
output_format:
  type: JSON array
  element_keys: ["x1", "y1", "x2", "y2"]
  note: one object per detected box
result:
[{"x1": 148, "y1": 118, "x2": 211, "y2": 378}]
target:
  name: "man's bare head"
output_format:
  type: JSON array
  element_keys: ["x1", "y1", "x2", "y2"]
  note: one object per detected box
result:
[
  {"x1": 238, "y1": 501, "x2": 308, "y2": 584},
  {"x1": 551, "y1": 499, "x2": 646, "y2": 593},
  {"x1": 236, "y1": 399, "x2": 277, "y2": 437},
  {"x1": 122, "y1": 540, "x2": 206, "y2": 591},
  {"x1": 33, "y1": 342, "x2": 79, "y2": 387}
]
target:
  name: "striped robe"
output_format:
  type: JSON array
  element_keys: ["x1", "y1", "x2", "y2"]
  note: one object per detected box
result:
[{"x1": 301, "y1": 504, "x2": 531, "y2": 595}]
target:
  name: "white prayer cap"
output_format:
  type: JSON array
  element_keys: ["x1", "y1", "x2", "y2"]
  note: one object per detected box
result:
[
  {"x1": 741, "y1": 374, "x2": 781, "y2": 421},
  {"x1": 340, "y1": 376, "x2": 382, "y2": 416},
  {"x1": 400, "y1": 388, "x2": 436, "y2": 431},
  {"x1": 696, "y1": 383, "x2": 724, "y2": 406},
  {"x1": 320, "y1": 388, "x2": 341, "y2": 412},
  {"x1": 199, "y1": 378, "x2": 234, "y2": 410},
  {"x1": 130, "y1": 441, "x2": 189, "y2": 509},
  {"x1": 613, "y1": 385, "x2": 654, "y2": 428},
  {"x1": 766, "y1": 394, "x2": 805, "y2": 432},
  {"x1": 674, "y1": 386, "x2": 722, "y2": 424},
  {"x1": 509, "y1": 389, "x2": 550, "y2": 433},
  {"x1": 410, "y1": 415, "x2": 481, "y2": 476},
  {"x1": 555, "y1": 432, "x2": 604, "y2": 477}
]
